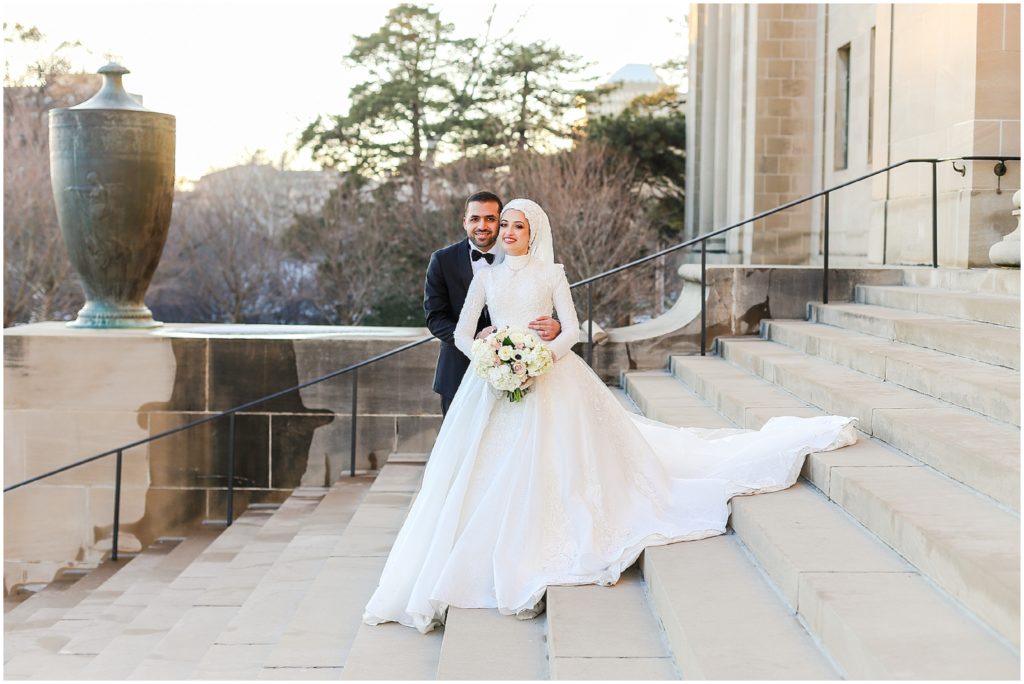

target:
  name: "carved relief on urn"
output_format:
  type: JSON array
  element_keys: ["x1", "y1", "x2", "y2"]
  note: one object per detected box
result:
[{"x1": 49, "y1": 63, "x2": 175, "y2": 328}]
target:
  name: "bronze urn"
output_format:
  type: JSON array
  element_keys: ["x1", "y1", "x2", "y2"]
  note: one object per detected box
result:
[{"x1": 49, "y1": 62, "x2": 175, "y2": 328}]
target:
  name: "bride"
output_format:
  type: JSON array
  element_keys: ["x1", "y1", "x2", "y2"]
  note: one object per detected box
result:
[{"x1": 363, "y1": 198, "x2": 857, "y2": 633}]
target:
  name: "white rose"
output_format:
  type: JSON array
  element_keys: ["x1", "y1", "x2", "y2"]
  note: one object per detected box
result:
[{"x1": 498, "y1": 346, "x2": 514, "y2": 361}]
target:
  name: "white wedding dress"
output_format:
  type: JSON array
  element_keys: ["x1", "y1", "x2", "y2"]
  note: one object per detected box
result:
[{"x1": 362, "y1": 251, "x2": 858, "y2": 634}]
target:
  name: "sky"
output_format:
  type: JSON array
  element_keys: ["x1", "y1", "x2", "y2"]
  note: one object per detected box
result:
[{"x1": 4, "y1": 0, "x2": 687, "y2": 182}]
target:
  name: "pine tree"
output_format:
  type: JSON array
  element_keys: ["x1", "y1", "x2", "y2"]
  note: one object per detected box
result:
[{"x1": 299, "y1": 4, "x2": 479, "y2": 214}]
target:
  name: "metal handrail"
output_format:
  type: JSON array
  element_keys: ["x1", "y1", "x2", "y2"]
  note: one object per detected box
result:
[
  {"x1": 572, "y1": 155, "x2": 1018, "y2": 364},
  {"x1": 3, "y1": 335, "x2": 434, "y2": 492},
  {"x1": 3, "y1": 334, "x2": 435, "y2": 557},
  {"x1": 5, "y1": 154, "x2": 1017, "y2": 560}
]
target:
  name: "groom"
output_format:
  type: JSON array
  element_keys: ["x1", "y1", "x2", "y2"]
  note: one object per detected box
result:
[{"x1": 424, "y1": 191, "x2": 561, "y2": 415}]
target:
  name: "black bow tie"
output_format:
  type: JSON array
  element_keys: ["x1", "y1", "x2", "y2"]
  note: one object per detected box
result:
[{"x1": 471, "y1": 250, "x2": 495, "y2": 264}]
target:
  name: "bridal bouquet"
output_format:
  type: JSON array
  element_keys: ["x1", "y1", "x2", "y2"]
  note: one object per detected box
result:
[{"x1": 471, "y1": 325, "x2": 554, "y2": 402}]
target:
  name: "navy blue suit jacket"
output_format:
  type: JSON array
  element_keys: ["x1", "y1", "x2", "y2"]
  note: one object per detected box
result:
[{"x1": 424, "y1": 238, "x2": 491, "y2": 398}]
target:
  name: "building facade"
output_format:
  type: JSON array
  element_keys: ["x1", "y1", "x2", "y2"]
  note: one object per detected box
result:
[{"x1": 686, "y1": 3, "x2": 1020, "y2": 267}]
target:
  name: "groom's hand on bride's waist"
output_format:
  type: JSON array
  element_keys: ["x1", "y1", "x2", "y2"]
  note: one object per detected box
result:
[
  {"x1": 529, "y1": 316, "x2": 560, "y2": 342},
  {"x1": 475, "y1": 325, "x2": 497, "y2": 340}
]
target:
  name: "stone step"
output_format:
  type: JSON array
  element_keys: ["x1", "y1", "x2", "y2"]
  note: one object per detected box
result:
[
  {"x1": 856, "y1": 284, "x2": 1021, "y2": 328},
  {"x1": 763, "y1": 319, "x2": 1020, "y2": 425},
  {"x1": 256, "y1": 666, "x2": 347, "y2": 680},
  {"x1": 4, "y1": 541, "x2": 178, "y2": 679},
  {"x1": 809, "y1": 302, "x2": 1020, "y2": 369},
  {"x1": 341, "y1": 622, "x2": 443, "y2": 680},
  {"x1": 3, "y1": 560, "x2": 124, "y2": 667},
  {"x1": 873, "y1": 407, "x2": 1021, "y2": 511},
  {"x1": 3, "y1": 537, "x2": 202, "y2": 679},
  {"x1": 263, "y1": 459, "x2": 428, "y2": 675},
  {"x1": 546, "y1": 566, "x2": 678, "y2": 680},
  {"x1": 900, "y1": 266, "x2": 1020, "y2": 296},
  {"x1": 127, "y1": 490, "x2": 329, "y2": 680},
  {"x1": 631, "y1": 359, "x2": 1021, "y2": 658},
  {"x1": 640, "y1": 534, "x2": 838, "y2": 679},
  {"x1": 331, "y1": 459, "x2": 442, "y2": 681},
  {"x1": 4, "y1": 566, "x2": 102, "y2": 623},
  {"x1": 733, "y1": 481, "x2": 1017, "y2": 678},
  {"x1": 435, "y1": 608, "x2": 548, "y2": 680},
  {"x1": 75, "y1": 510, "x2": 274, "y2": 680},
  {"x1": 621, "y1": 372, "x2": 735, "y2": 428},
  {"x1": 608, "y1": 386, "x2": 641, "y2": 414},
  {"x1": 3, "y1": 566, "x2": 106, "y2": 629},
  {"x1": 826, "y1": 457, "x2": 1020, "y2": 647},
  {"x1": 714, "y1": 338, "x2": 1021, "y2": 510},
  {"x1": 5, "y1": 583, "x2": 56, "y2": 622},
  {"x1": 190, "y1": 477, "x2": 375, "y2": 680},
  {"x1": 57, "y1": 533, "x2": 218, "y2": 657}
]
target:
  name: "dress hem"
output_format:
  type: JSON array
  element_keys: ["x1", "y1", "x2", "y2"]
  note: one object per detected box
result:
[{"x1": 362, "y1": 524, "x2": 728, "y2": 634}]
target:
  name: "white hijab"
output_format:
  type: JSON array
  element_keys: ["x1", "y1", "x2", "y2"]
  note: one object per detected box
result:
[{"x1": 501, "y1": 198, "x2": 554, "y2": 265}]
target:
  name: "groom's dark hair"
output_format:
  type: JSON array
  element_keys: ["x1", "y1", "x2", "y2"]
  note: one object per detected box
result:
[{"x1": 465, "y1": 191, "x2": 503, "y2": 215}]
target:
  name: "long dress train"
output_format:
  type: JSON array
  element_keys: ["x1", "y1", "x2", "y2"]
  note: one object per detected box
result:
[{"x1": 363, "y1": 254, "x2": 856, "y2": 633}]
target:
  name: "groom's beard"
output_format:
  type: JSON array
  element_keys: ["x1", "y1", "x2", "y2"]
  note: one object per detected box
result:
[{"x1": 470, "y1": 233, "x2": 498, "y2": 250}]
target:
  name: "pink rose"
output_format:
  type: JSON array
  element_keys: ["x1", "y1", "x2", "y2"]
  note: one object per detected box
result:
[
  {"x1": 512, "y1": 362, "x2": 526, "y2": 375},
  {"x1": 515, "y1": 342, "x2": 525, "y2": 350}
]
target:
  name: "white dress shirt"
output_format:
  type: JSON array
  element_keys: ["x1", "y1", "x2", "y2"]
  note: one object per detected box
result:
[{"x1": 469, "y1": 243, "x2": 501, "y2": 276}]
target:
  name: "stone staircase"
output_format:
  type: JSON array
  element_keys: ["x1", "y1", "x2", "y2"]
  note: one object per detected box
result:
[
  {"x1": 4, "y1": 267, "x2": 1019, "y2": 680},
  {"x1": 3, "y1": 471, "x2": 379, "y2": 680},
  {"x1": 4, "y1": 450, "x2": 681, "y2": 680},
  {"x1": 621, "y1": 268, "x2": 1020, "y2": 679}
]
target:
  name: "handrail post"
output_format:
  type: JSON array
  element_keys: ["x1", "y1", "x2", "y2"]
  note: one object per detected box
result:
[
  {"x1": 350, "y1": 368, "x2": 358, "y2": 477},
  {"x1": 823, "y1": 191, "x2": 830, "y2": 305},
  {"x1": 586, "y1": 283, "x2": 594, "y2": 367},
  {"x1": 700, "y1": 246, "x2": 707, "y2": 356},
  {"x1": 112, "y1": 449, "x2": 123, "y2": 561},
  {"x1": 931, "y1": 160, "x2": 938, "y2": 268},
  {"x1": 226, "y1": 412, "x2": 235, "y2": 527}
]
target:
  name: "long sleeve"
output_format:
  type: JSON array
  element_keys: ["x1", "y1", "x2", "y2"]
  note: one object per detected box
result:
[
  {"x1": 423, "y1": 251, "x2": 457, "y2": 345},
  {"x1": 547, "y1": 265, "x2": 580, "y2": 361},
  {"x1": 454, "y1": 269, "x2": 488, "y2": 358}
]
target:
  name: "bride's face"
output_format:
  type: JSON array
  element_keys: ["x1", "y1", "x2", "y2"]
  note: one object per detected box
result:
[{"x1": 499, "y1": 210, "x2": 530, "y2": 257}]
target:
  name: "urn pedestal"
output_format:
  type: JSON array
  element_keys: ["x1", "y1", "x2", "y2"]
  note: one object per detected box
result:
[{"x1": 49, "y1": 63, "x2": 175, "y2": 328}]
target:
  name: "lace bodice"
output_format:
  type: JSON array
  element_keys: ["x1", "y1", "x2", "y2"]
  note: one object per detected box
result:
[{"x1": 454, "y1": 254, "x2": 580, "y2": 361}]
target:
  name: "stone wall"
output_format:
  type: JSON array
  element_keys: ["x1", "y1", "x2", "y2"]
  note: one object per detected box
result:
[
  {"x1": 687, "y1": 4, "x2": 822, "y2": 264},
  {"x1": 817, "y1": 4, "x2": 878, "y2": 262},
  {"x1": 3, "y1": 324, "x2": 441, "y2": 591},
  {"x1": 687, "y1": 2, "x2": 1021, "y2": 268},
  {"x1": 872, "y1": 3, "x2": 1021, "y2": 267},
  {"x1": 751, "y1": 3, "x2": 818, "y2": 265}
]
